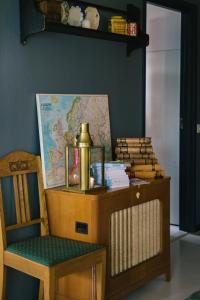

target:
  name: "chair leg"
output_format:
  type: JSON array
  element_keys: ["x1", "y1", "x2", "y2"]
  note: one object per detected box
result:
[
  {"x1": 92, "y1": 266, "x2": 97, "y2": 300},
  {"x1": 0, "y1": 265, "x2": 6, "y2": 300},
  {"x1": 96, "y1": 251, "x2": 106, "y2": 300},
  {"x1": 38, "y1": 280, "x2": 44, "y2": 300},
  {"x1": 44, "y1": 270, "x2": 56, "y2": 300}
]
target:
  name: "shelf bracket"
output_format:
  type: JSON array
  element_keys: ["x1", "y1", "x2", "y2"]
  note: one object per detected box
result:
[{"x1": 20, "y1": 0, "x2": 45, "y2": 45}]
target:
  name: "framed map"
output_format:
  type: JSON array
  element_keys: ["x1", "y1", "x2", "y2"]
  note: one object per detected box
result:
[{"x1": 36, "y1": 94, "x2": 112, "y2": 189}]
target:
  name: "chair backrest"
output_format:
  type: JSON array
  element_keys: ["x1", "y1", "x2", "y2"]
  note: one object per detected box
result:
[{"x1": 0, "y1": 151, "x2": 49, "y2": 251}]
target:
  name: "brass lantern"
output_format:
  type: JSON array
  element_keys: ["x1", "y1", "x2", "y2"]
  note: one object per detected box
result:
[{"x1": 65, "y1": 123, "x2": 105, "y2": 192}]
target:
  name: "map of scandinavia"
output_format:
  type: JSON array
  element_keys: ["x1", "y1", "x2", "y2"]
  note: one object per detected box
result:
[{"x1": 37, "y1": 94, "x2": 112, "y2": 188}]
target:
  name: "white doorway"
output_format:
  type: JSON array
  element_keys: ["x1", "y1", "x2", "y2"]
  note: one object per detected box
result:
[{"x1": 146, "y1": 3, "x2": 181, "y2": 225}]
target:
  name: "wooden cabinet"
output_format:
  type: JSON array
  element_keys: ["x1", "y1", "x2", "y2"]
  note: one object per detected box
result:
[{"x1": 46, "y1": 178, "x2": 170, "y2": 300}]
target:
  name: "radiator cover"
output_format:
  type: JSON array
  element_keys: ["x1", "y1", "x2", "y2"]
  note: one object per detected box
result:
[{"x1": 110, "y1": 199, "x2": 161, "y2": 276}]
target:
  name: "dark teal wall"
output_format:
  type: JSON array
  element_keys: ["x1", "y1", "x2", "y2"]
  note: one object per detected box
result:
[
  {"x1": 0, "y1": 0, "x2": 145, "y2": 157},
  {"x1": 0, "y1": 0, "x2": 144, "y2": 299}
]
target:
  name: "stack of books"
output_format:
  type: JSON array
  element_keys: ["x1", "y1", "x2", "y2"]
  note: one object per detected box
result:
[
  {"x1": 92, "y1": 162, "x2": 130, "y2": 189},
  {"x1": 115, "y1": 137, "x2": 165, "y2": 180}
]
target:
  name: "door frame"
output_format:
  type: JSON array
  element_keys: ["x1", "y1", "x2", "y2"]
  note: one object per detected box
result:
[{"x1": 143, "y1": 0, "x2": 198, "y2": 232}]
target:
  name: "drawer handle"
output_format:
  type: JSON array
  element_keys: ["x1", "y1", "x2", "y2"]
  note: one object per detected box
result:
[{"x1": 136, "y1": 192, "x2": 141, "y2": 199}]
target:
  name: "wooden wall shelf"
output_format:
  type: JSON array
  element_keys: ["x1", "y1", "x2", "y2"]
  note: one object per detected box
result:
[{"x1": 19, "y1": 0, "x2": 149, "y2": 56}]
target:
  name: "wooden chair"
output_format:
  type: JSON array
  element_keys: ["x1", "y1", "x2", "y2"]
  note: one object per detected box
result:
[{"x1": 0, "y1": 151, "x2": 106, "y2": 300}]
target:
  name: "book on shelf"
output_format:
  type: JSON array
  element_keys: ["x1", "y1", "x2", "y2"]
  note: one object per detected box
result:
[
  {"x1": 94, "y1": 161, "x2": 126, "y2": 169},
  {"x1": 117, "y1": 142, "x2": 151, "y2": 147},
  {"x1": 92, "y1": 161, "x2": 130, "y2": 189},
  {"x1": 131, "y1": 164, "x2": 161, "y2": 172},
  {"x1": 117, "y1": 137, "x2": 151, "y2": 144},
  {"x1": 115, "y1": 146, "x2": 153, "y2": 154},
  {"x1": 127, "y1": 170, "x2": 165, "y2": 179},
  {"x1": 116, "y1": 153, "x2": 156, "y2": 160},
  {"x1": 105, "y1": 177, "x2": 129, "y2": 189},
  {"x1": 114, "y1": 137, "x2": 166, "y2": 180},
  {"x1": 129, "y1": 159, "x2": 158, "y2": 165}
]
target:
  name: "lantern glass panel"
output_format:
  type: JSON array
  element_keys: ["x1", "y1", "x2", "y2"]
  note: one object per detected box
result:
[
  {"x1": 66, "y1": 145, "x2": 105, "y2": 191},
  {"x1": 90, "y1": 146, "x2": 104, "y2": 188},
  {"x1": 67, "y1": 146, "x2": 80, "y2": 188}
]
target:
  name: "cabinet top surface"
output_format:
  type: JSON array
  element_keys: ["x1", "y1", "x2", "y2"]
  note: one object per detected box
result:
[{"x1": 45, "y1": 177, "x2": 170, "y2": 198}]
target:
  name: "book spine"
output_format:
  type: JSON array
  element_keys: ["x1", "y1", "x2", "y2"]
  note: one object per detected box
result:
[
  {"x1": 131, "y1": 164, "x2": 161, "y2": 172},
  {"x1": 130, "y1": 170, "x2": 165, "y2": 179},
  {"x1": 131, "y1": 159, "x2": 158, "y2": 165},
  {"x1": 117, "y1": 143, "x2": 151, "y2": 147},
  {"x1": 105, "y1": 178, "x2": 129, "y2": 185},
  {"x1": 93, "y1": 162, "x2": 126, "y2": 168},
  {"x1": 116, "y1": 153, "x2": 156, "y2": 160},
  {"x1": 116, "y1": 137, "x2": 151, "y2": 144},
  {"x1": 115, "y1": 146, "x2": 153, "y2": 154}
]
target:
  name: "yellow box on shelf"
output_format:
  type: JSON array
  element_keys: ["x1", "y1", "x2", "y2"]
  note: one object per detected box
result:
[{"x1": 108, "y1": 16, "x2": 127, "y2": 35}]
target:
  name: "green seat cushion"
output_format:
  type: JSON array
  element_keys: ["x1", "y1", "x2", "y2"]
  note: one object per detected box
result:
[{"x1": 7, "y1": 236, "x2": 104, "y2": 266}]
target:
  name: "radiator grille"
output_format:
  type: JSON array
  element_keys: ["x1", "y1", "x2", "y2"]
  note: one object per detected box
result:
[{"x1": 110, "y1": 199, "x2": 161, "y2": 276}]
